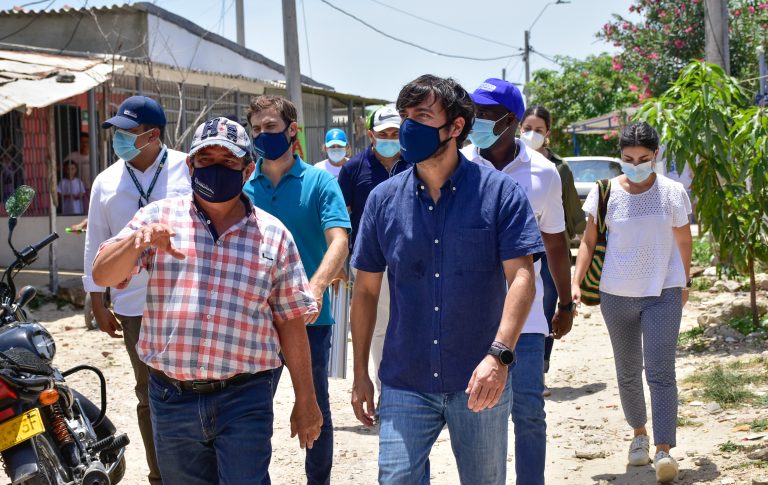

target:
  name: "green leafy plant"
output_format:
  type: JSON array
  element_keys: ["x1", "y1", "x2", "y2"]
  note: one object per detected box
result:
[
  {"x1": 719, "y1": 440, "x2": 741, "y2": 453},
  {"x1": 692, "y1": 237, "x2": 713, "y2": 267},
  {"x1": 729, "y1": 314, "x2": 767, "y2": 336},
  {"x1": 678, "y1": 325, "x2": 705, "y2": 345},
  {"x1": 686, "y1": 364, "x2": 757, "y2": 406}
]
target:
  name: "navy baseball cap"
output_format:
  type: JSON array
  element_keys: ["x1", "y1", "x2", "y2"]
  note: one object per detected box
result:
[
  {"x1": 102, "y1": 96, "x2": 167, "y2": 129},
  {"x1": 470, "y1": 78, "x2": 525, "y2": 122}
]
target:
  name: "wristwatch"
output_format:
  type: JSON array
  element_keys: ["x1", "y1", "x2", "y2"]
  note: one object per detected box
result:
[
  {"x1": 686, "y1": 278, "x2": 693, "y2": 288},
  {"x1": 558, "y1": 301, "x2": 577, "y2": 312},
  {"x1": 487, "y1": 341, "x2": 516, "y2": 366}
]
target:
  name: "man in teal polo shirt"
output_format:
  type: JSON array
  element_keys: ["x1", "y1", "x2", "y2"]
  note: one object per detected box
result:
[{"x1": 244, "y1": 94, "x2": 350, "y2": 485}]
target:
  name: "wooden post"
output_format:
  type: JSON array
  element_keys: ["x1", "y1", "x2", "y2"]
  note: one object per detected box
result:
[{"x1": 46, "y1": 106, "x2": 59, "y2": 293}]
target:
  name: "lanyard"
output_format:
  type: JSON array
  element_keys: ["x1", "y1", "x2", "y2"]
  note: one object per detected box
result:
[{"x1": 125, "y1": 150, "x2": 168, "y2": 208}]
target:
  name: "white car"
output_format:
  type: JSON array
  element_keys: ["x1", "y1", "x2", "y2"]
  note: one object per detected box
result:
[{"x1": 564, "y1": 156, "x2": 623, "y2": 202}]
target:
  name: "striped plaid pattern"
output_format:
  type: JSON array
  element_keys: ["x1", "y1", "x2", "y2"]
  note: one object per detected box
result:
[
  {"x1": 100, "y1": 195, "x2": 317, "y2": 380},
  {"x1": 579, "y1": 243, "x2": 606, "y2": 305}
]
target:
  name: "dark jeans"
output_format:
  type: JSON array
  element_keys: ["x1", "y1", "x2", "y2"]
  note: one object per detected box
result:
[
  {"x1": 539, "y1": 254, "x2": 558, "y2": 372},
  {"x1": 272, "y1": 324, "x2": 333, "y2": 485},
  {"x1": 148, "y1": 371, "x2": 274, "y2": 485}
]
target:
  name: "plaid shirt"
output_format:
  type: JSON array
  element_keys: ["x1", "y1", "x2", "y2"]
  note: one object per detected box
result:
[{"x1": 98, "y1": 195, "x2": 317, "y2": 380}]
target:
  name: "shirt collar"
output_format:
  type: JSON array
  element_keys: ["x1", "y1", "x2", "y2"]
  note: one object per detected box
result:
[
  {"x1": 127, "y1": 145, "x2": 167, "y2": 172},
  {"x1": 412, "y1": 150, "x2": 470, "y2": 195},
  {"x1": 254, "y1": 154, "x2": 305, "y2": 180},
  {"x1": 467, "y1": 139, "x2": 530, "y2": 171}
]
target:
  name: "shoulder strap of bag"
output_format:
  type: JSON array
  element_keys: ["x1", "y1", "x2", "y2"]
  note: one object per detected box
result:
[{"x1": 596, "y1": 178, "x2": 611, "y2": 244}]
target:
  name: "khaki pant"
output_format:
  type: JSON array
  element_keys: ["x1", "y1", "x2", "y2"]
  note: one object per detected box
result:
[{"x1": 115, "y1": 314, "x2": 162, "y2": 485}]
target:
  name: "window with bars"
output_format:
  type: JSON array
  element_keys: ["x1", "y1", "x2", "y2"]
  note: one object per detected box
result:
[{"x1": 0, "y1": 111, "x2": 25, "y2": 204}]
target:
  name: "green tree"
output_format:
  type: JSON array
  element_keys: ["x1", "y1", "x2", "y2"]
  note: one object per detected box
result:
[
  {"x1": 637, "y1": 61, "x2": 768, "y2": 326},
  {"x1": 526, "y1": 53, "x2": 640, "y2": 156},
  {"x1": 599, "y1": 0, "x2": 768, "y2": 96}
]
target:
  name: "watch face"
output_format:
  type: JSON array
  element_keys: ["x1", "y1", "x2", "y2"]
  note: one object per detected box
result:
[{"x1": 500, "y1": 350, "x2": 515, "y2": 366}]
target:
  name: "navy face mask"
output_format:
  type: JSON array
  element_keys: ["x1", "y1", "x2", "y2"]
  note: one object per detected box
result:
[
  {"x1": 192, "y1": 164, "x2": 245, "y2": 203},
  {"x1": 253, "y1": 129, "x2": 291, "y2": 160},
  {"x1": 399, "y1": 118, "x2": 453, "y2": 164}
]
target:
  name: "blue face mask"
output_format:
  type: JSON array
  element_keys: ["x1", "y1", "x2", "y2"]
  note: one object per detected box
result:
[
  {"x1": 467, "y1": 113, "x2": 509, "y2": 149},
  {"x1": 619, "y1": 160, "x2": 655, "y2": 183},
  {"x1": 253, "y1": 129, "x2": 291, "y2": 160},
  {"x1": 399, "y1": 118, "x2": 452, "y2": 164},
  {"x1": 191, "y1": 164, "x2": 245, "y2": 203},
  {"x1": 113, "y1": 129, "x2": 151, "y2": 162},
  {"x1": 374, "y1": 138, "x2": 400, "y2": 158}
]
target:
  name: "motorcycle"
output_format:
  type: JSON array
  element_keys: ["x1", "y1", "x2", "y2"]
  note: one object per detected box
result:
[{"x1": 0, "y1": 186, "x2": 128, "y2": 485}]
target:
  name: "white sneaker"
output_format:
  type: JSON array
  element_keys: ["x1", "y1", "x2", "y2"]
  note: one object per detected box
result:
[
  {"x1": 654, "y1": 451, "x2": 679, "y2": 483},
  {"x1": 627, "y1": 435, "x2": 651, "y2": 465}
]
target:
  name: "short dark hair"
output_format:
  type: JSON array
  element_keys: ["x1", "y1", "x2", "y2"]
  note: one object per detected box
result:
[
  {"x1": 619, "y1": 122, "x2": 659, "y2": 152},
  {"x1": 247, "y1": 95, "x2": 298, "y2": 144},
  {"x1": 396, "y1": 75, "x2": 474, "y2": 145},
  {"x1": 522, "y1": 105, "x2": 552, "y2": 131},
  {"x1": 80, "y1": 131, "x2": 89, "y2": 138},
  {"x1": 62, "y1": 160, "x2": 79, "y2": 175}
]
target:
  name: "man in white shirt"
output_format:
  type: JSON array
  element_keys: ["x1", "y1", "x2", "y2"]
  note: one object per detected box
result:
[
  {"x1": 83, "y1": 96, "x2": 191, "y2": 485},
  {"x1": 461, "y1": 78, "x2": 574, "y2": 485},
  {"x1": 314, "y1": 128, "x2": 349, "y2": 178}
]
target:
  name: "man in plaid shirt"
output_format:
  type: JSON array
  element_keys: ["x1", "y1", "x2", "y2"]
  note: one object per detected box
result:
[{"x1": 93, "y1": 117, "x2": 321, "y2": 484}]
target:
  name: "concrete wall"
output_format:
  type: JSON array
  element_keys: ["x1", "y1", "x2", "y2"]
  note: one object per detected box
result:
[{"x1": 0, "y1": 216, "x2": 86, "y2": 272}]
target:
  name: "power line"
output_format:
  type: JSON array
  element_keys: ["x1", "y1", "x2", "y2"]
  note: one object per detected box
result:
[
  {"x1": 531, "y1": 48, "x2": 564, "y2": 67},
  {"x1": 58, "y1": 0, "x2": 89, "y2": 54},
  {"x1": 17, "y1": 0, "x2": 52, "y2": 7},
  {"x1": 319, "y1": 0, "x2": 523, "y2": 61},
  {"x1": 300, "y1": 0, "x2": 313, "y2": 78},
  {"x1": 366, "y1": 0, "x2": 521, "y2": 50},
  {"x1": 0, "y1": 0, "x2": 56, "y2": 42}
]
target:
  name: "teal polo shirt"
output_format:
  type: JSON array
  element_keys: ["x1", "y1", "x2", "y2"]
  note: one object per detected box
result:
[{"x1": 244, "y1": 155, "x2": 351, "y2": 325}]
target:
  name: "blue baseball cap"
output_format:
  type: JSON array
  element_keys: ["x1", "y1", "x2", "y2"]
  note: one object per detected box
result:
[
  {"x1": 102, "y1": 96, "x2": 167, "y2": 129},
  {"x1": 470, "y1": 78, "x2": 525, "y2": 122},
  {"x1": 325, "y1": 128, "x2": 347, "y2": 147}
]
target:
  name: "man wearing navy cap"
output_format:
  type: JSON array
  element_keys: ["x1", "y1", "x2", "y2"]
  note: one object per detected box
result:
[
  {"x1": 314, "y1": 128, "x2": 349, "y2": 178},
  {"x1": 84, "y1": 95, "x2": 191, "y2": 484},
  {"x1": 462, "y1": 78, "x2": 574, "y2": 485}
]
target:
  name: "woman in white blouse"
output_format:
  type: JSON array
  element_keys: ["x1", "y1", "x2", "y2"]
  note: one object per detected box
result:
[{"x1": 572, "y1": 122, "x2": 692, "y2": 483}]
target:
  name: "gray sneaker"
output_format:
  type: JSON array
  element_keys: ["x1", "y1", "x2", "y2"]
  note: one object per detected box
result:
[
  {"x1": 627, "y1": 435, "x2": 651, "y2": 466},
  {"x1": 654, "y1": 450, "x2": 679, "y2": 483}
]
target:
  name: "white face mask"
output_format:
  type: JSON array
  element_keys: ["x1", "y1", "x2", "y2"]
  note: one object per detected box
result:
[
  {"x1": 520, "y1": 130, "x2": 546, "y2": 150},
  {"x1": 327, "y1": 148, "x2": 347, "y2": 163}
]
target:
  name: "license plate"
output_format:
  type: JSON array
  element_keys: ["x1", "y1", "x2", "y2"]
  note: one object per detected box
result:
[{"x1": 0, "y1": 408, "x2": 45, "y2": 452}]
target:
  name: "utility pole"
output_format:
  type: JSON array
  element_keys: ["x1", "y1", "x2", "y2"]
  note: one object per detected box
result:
[
  {"x1": 758, "y1": 47, "x2": 767, "y2": 97},
  {"x1": 235, "y1": 0, "x2": 245, "y2": 47},
  {"x1": 282, "y1": 0, "x2": 304, "y2": 125},
  {"x1": 704, "y1": 0, "x2": 730, "y2": 74},
  {"x1": 524, "y1": 30, "x2": 530, "y2": 84},
  {"x1": 502, "y1": 68, "x2": 506, "y2": 81}
]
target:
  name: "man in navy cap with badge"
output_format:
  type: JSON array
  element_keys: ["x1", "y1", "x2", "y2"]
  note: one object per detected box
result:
[{"x1": 84, "y1": 95, "x2": 191, "y2": 484}]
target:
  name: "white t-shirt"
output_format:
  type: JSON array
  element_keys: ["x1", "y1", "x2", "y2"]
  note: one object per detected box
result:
[
  {"x1": 582, "y1": 175, "x2": 691, "y2": 298},
  {"x1": 462, "y1": 141, "x2": 565, "y2": 336},
  {"x1": 82, "y1": 147, "x2": 192, "y2": 316},
  {"x1": 57, "y1": 177, "x2": 87, "y2": 215},
  {"x1": 314, "y1": 159, "x2": 344, "y2": 178}
]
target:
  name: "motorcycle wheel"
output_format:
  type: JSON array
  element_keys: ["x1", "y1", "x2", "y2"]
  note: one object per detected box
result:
[{"x1": 20, "y1": 434, "x2": 71, "y2": 485}]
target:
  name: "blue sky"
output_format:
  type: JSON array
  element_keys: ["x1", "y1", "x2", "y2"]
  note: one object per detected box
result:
[{"x1": 1, "y1": 0, "x2": 635, "y2": 100}]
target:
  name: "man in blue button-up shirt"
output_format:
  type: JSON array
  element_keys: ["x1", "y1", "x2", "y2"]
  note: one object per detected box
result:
[
  {"x1": 244, "y1": 95, "x2": 351, "y2": 485},
  {"x1": 350, "y1": 75, "x2": 545, "y2": 485}
]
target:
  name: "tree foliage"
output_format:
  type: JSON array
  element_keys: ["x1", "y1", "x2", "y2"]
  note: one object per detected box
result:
[
  {"x1": 599, "y1": 0, "x2": 768, "y2": 96},
  {"x1": 525, "y1": 53, "x2": 640, "y2": 157},
  {"x1": 637, "y1": 61, "x2": 768, "y2": 324}
]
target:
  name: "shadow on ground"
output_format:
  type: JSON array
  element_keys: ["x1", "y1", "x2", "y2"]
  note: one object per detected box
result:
[
  {"x1": 548, "y1": 382, "x2": 607, "y2": 402},
  {"x1": 592, "y1": 458, "x2": 720, "y2": 484}
]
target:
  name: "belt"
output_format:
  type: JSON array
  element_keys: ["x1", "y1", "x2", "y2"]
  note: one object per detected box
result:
[{"x1": 149, "y1": 368, "x2": 270, "y2": 394}]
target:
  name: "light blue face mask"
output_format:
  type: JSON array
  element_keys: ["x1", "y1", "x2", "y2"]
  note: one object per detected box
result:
[
  {"x1": 113, "y1": 129, "x2": 151, "y2": 162},
  {"x1": 468, "y1": 113, "x2": 510, "y2": 149},
  {"x1": 375, "y1": 138, "x2": 400, "y2": 158},
  {"x1": 619, "y1": 160, "x2": 655, "y2": 183}
]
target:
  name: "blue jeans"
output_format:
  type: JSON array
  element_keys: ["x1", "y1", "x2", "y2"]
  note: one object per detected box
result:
[
  {"x1": 272, "y1": 324, "x2": 333, "y2": 485},
  {"x1": 378, "y1": 383, "x2": 511, "y2": 485},
  {"x1": 540, "y1": 254, "x2": 558, "y2": 370},
  {"x1": 510, "y1": 334, "x2": 547, "y2": 485},
  {"x1": 148, "y1": 371, "x2": 274, "y2": 485}
]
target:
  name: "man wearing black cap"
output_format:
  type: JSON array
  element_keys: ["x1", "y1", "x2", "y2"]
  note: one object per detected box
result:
[{"x1": 83, "y1": 95, "x2": 191, "y2": 484}]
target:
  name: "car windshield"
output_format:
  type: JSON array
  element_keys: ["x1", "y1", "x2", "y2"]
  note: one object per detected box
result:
[{"x1": 570, "y1": 159, "x2": 623, "y2": 182}]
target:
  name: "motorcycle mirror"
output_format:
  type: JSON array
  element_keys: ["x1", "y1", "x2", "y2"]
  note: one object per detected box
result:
[
  {"x1": 5, "y1": 186, "x2": 35, "y2": 219},
  {"x1": 15, "y1": 285, "x2": 37, "y2": 310}
]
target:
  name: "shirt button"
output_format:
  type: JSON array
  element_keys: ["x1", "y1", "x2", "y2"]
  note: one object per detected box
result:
[
  {"x1": 433, "y1": 373, "x2": 438, "y2": 377},
  {"x1": 420, "y1": 185, "x2": 425, "y2": 190},
  {"x1": 200, "y1": 366, "x2": 206, "y2": 371},
  {"x1": 428, "y1": 206, "x2": 434, "y2": 211},
  {"x1": 434, "y1": 306, "x2": 439, "y2": 312},
  {"x1": 435, "y1": 273, "x2": 440, "y2": 278},
  {"x1": 434, "y1": 239, "x2": 439, "y2": 244},
  {"x1": 207, "y1": 315, "x2": 212, "y2": 320},
  {"x1": 206, "y1": 219, "x2": 211, "y2": 224},
  {"x1": 433, "y1": 339, "x2": 438, "y2": 344},
  {"x1": 452, "y1": 187, "x2": 456, "y2": 191}
]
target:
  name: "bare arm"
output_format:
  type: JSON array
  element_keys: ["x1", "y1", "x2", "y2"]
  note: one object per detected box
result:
[
  {"x1": 673, "y1": 224, "x2": 693, "y2": 305},
  {"x1": 571, "y1": 215, "x2": 598, "y2": 303},
  {"x1": 466, "y1": 255, "x2": 536, "y2": 412},
  {"x1": 274, "y1": 315, "x2": 322, "y2": 448},
  {"x1": 306, "y1": 227, "x2": 349, "y2": 323},
  {"x1": 542, "y1": 231, "x2": 575, "y2": 338},
  {"x1": 349, "y1": 270, "x2": 383, "y2": 427}
]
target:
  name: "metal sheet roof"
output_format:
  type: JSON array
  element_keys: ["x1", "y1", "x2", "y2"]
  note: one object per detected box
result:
[
  {"x1": 0, "y1": 49, "x2": 121, "y2": 115},
  {"x1": 566, "y1": 106, "x2": 639, "y2": 135}
]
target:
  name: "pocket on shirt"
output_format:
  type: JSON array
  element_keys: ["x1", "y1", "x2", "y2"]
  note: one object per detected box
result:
[{"x1": 454, "y1": 228, "x2": 495, "y2": 271}]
